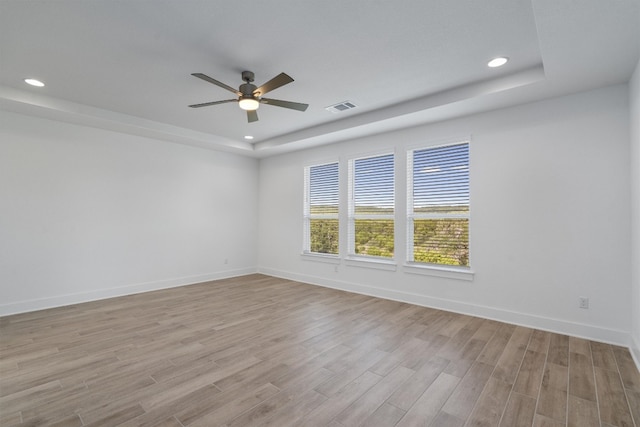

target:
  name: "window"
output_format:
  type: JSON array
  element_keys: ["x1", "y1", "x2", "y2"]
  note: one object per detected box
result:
[
  {"x1": 407, "y1": 141, "x2": 469, "y2": 267},
  {"x1": 304, "y1": 162, "x2": 339, "y2": 255},
  {"x1": 348, "y1": 153, "x2": 395, "y2": 259}
]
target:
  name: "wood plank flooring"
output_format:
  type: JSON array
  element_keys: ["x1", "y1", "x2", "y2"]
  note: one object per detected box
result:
[{"x1": 1, "y1": 274, "x2": 638, "y2": 426}]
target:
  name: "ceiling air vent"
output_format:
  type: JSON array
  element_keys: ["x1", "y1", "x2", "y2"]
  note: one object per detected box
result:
[{"x1": 325, "y1": 101, "x2": 357, "y2": 114}]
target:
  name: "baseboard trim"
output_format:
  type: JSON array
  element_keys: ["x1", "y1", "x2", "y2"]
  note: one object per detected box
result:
[
  {"x1": 258, "y1": 267, "x2": 631, "y2": 347},
  {"x1": 0, "y1": 267, "x2": 258, "y2": 317},
  {"x1": 630, "y1": 333, "x2": 640, "y2": 372}
]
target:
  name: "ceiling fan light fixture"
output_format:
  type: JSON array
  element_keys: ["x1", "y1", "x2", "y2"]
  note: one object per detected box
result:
[{"x1": 239, "y1": 97, "x2": 260, "y2": 111}]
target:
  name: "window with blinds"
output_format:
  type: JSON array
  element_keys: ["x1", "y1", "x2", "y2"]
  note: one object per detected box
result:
[
  {"x1": 407, "y1": 141, "x2": 469, "y2": 267},
  {"x1": 304, "y1": 162, "x2": 339, "y2": 255},
  {"x1": 348, "y1": 153, "x2": 395, "y2": 259}
]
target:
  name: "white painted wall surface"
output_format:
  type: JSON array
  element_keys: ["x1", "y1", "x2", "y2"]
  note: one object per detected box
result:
[
  {"x1": 0, "y1": 111, "x2": 259, "y2": 315},
  {"x1": 630, "y1": 58, "x2": 640, "y2": 364},
  {"x1": 258, "y1": 84, "x2": 632, "y2": 345}
]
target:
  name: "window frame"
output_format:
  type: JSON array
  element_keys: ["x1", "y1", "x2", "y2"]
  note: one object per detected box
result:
[
  {"x1": 303, "y1": 160, "x2": 340, "y2": 258},
  {"x1": 347, "y1": 151, "x2": 396, "y2": 263},
  {"x1": 406, "y1": 139, "x2": 472, "y2": 275}
]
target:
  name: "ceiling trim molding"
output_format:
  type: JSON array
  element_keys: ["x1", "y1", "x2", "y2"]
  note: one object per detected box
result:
[
  {"x1": 0, "y1": 85, "x2": 255, "y2": 156},
  {"x1": 254, "y1": 64, "x2": 546, "y2": 154}
]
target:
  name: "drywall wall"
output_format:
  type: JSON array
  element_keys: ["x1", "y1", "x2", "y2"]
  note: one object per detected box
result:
[
  {"x1": 0, "y1": 110, "x2": 259, "y2": 315},
  {"x1": 258, "y1": 84, "x2": 632, "y2": 345},
  {"x1": 630, "y1": 58, "x2": 640, "y2": 364}
]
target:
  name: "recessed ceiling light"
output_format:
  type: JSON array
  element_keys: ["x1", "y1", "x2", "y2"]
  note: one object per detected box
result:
[
  {"x1": 487, "y1": 57, "x2": 508, "y2": 68},
  {"x1": 24, "y1": 78, "x2": 45, "y2": 87},
  {"x1": 244, "y1": 135, "x2": 254, "y2": 140}
]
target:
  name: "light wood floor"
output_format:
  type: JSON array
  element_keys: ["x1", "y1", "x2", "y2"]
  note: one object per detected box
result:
[{"x1": 1, "y1": 274, "x2": 639, "y2": 427}]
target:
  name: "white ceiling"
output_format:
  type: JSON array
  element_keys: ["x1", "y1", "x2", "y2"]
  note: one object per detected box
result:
[{"x1": 1, "y1": 0, "x2": 638, "y2": 157}]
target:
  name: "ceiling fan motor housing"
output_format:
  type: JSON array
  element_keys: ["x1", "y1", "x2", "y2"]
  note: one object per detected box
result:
[{"x1": 240, "y1": 82, "x2": 258, "y2": 97}]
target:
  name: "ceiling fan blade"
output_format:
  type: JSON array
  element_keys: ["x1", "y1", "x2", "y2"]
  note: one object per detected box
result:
[
  {"x1": 188, "y1": 99, "x2": 237, "y2": 108},
  {"x1": 247, "y1": 110, "x2": 259, "y2": 123},
  {"x1": 254, "y1": 73, "x2": 294, "y2": 96},
  {"x1": 261, "y1": 98, "x2": 309, "y2": 112},
  {"x1": 191, "y1": 73, "x2": 240, "y2": 95}
]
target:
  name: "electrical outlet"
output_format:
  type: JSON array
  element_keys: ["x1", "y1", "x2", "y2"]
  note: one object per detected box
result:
[
  {"x1": 578, "y1": 297, "x2": 589, "y2": 309},
  {"x1": 334, "y1": 265, "x2": 339, "y2": 273},
  {"x1": 224, "y1": 258, "x2": 228, "y2": 265}
]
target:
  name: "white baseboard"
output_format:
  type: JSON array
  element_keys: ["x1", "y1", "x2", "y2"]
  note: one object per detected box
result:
[
  {"x1": 630, "y1": 333, "x2": 640, "y2": 372},
  {"x1": 0, "y1": 267, "x2": 257, "y2": 317},
  {"x1": 258, "y1": 267, "x2": 632, "y2": 348}
]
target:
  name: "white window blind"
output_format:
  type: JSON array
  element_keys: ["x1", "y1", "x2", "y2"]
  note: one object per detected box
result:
[
  {"x1": 348, "y1": 153, "x2": 395, "y2": 258},
  {"x1": 407, "y1": 141, "x2": 469, "y2": 266},
  {"x1": 304, "y1": 162, "x2": 339, "y2": 255}
]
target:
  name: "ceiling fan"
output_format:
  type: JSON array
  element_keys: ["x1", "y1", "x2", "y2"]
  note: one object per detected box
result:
[{"x1": 188, "y1": 70, "x2": 309, "y2": 123}]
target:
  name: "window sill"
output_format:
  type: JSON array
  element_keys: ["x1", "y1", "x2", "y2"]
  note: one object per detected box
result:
[
  {"x1": 403, "y1": 263, "x2": 474, "y2": 281},
  {"x1": 301, "y1": 252, "x2": 341, "y2": 264},
  {"x1": 345, "y1": 256, "x2": 397, "y2": 271}
]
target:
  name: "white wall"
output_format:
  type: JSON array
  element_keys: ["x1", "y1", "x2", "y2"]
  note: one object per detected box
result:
[
  {"x1": 0, "y1": 110, "x2": 259, "y2": 315},
  {"x1": 1, "y1": 83, "x2": 634, "y2": 351},
  {"x1": 258, "y1": 84, "x2": 632, "y2": 345},
  {"x1": 630, "y1": 58, "x2": 640, "y2": 364}
]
